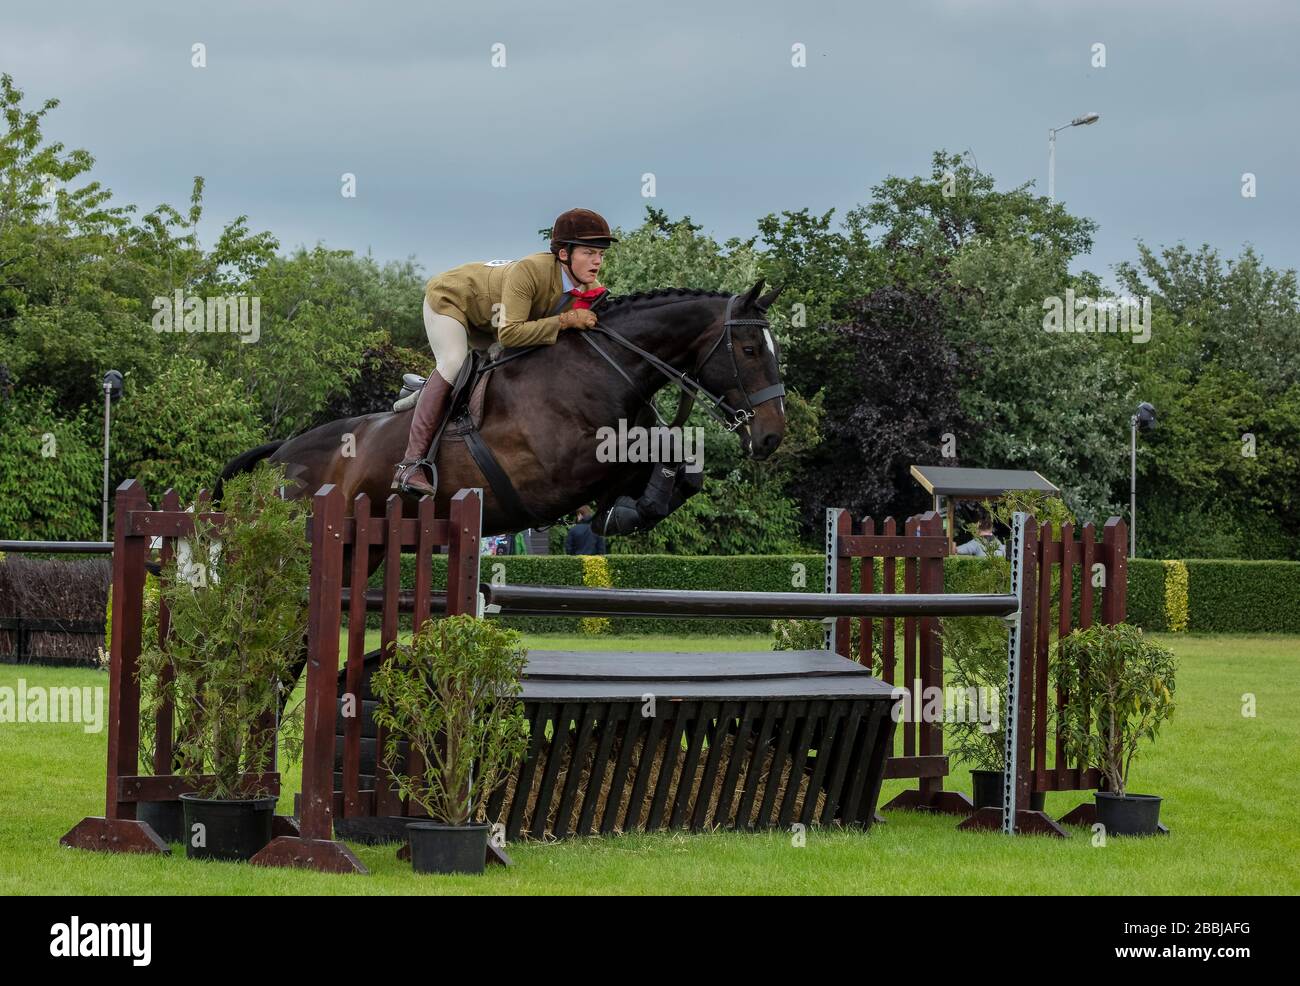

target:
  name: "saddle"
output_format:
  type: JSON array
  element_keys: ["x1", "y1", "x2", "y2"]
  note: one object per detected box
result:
[{"x1": 393, "y1": 346, "x2": 544, "y2": 525}]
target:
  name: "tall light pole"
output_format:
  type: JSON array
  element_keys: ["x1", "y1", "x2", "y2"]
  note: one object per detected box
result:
[
  {"x1": 1130, "y1": 402, "x2": 1157, "y2": 558},
  {"x1": 1048, "y1": 112, "x2": 1100, "y2": 202},
  {"x1": 101, "y1": 370, "x2": 123, "y2": 541}
]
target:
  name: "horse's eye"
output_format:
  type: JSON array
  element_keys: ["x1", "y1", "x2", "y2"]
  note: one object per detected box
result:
[{"x1": 742, "y1": 346, "x2": 756, "y2": 356}]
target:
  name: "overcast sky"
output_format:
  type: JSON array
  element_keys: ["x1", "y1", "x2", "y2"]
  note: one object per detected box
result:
[{"x1": 4, "y1": 0, "x2": 1296, "y2": 288}]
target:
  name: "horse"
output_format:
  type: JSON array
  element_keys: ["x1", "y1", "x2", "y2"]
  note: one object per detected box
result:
[{"x1": 218, "y1": 280, "x2": 787, "y2": 549}]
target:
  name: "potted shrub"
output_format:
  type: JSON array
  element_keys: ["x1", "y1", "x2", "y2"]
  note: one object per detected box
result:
[
  {"x1": 138, "y1": 465, "x2": 307, "y2": 861},
  {"x1": 946, "y1": 492, "x2": 1076, "y2": 809},
  {"x1": 1055, "y1": 623, "x2": 1177, "y2": 835},
  {"x1": 944, "y1": 606, "x2": 1044, "y2": 810},
  {"x1": 371, "y1": 614, "x2": 529, "y2": 875}
]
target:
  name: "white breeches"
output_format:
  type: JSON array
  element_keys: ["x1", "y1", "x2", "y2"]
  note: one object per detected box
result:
[{"x1": 423, "y1": 299, "x2": 469, "y2": 385}]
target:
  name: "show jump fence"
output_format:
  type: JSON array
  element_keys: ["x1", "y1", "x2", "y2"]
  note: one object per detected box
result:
[{"x1": 62, "y1": 479, "x2": 1126, "y2": 875}]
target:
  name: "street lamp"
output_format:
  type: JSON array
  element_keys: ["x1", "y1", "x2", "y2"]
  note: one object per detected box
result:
[
  {"x1": 102, "y1": 370, "x2": 123, "y2": 541},
  {"x1": 1130, "y1": 401, "x2": 1156, "y2": 558},
  {"x1": 1048, "y1": 112, "x2": 1100, "y2": 203}
]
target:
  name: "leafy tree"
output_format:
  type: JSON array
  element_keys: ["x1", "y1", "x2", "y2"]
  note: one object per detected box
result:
[
  {"x1": 180, "y1": 246, "x2": 385, "y2": 436},
  {"x1": 600, "y1": 206, "x2": 763, "y2": 295},
  {"x1": 0, "y1": 389, "x2": 100, "y2": 539},
  {"x1": 791, "y1": 286, "x2": 970, "y2": 524},
  {"x1": 1, "y1": 73, "x2": 279, "y2": 417},
  {"x1": 1117, "y1": 242, "x2": 1300, "y2": 394},
  {"x1": 945, "y1": 236, "x2": 1129, "y2": 520},
  {"x1": 754, "y1": 205, "x2": 879, "y2": 402},
  {"x1": 110, "y1": 357, "x2": 265, "y2": 501},
  {"x1": 861, "y1": 150, "x2": 1097, "y2": 289},
  {"x1": 311, "y1": 338, "x2": 434, "y2": 425},
  {"x1": 1118, "y1": 243, "x2": 1300, "y2": 557}
]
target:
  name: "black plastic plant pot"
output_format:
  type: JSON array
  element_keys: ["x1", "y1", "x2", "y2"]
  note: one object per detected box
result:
[
  {"x1": 406, "y1": 822, "x2": 490, "y2": 875},
  {"x1": 138, "y1": 800, "x2": 185, "y2": 844},
  {"x1": 970, "y1": 769, "x2": 1046, "y2": 811},
  {"x1": 179, "y1": 793, "x2": 277, "y2": 861},
  {"x1": 1096, "y1": 792, "x2": 1163, "y2": 836}
]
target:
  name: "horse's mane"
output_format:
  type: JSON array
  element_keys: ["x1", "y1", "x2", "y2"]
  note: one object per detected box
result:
[{"x1": 600, "y1": 287, "x2": 732, "y2": 315}]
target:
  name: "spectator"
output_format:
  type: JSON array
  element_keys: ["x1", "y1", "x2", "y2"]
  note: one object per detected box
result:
[
  {"x1": 564, "y1": 505, "x2": 607, "y2": 555},
  {"x1": 956, "y1": 517, "x2": 1004, "y2": 558}
]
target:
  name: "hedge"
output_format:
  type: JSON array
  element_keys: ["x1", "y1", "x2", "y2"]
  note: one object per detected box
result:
[
  {"x1": 352, "y1": 552, "x2": 1300, "y2": 636},
  {"x1": 1184, "y1": 560, "x2": 1300, "y2": 633}
]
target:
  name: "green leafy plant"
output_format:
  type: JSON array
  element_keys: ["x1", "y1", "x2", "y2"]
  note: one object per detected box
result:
[
  {"x1": 770, "y1": 616, "x2": 878, "y2": 670},
  {"x1": 945, "y1": 491, "x2": 1077, "y2": 770},
  {"x1": 137, "y1": 463, "x2": 308, "y2": 799},
  {"x1": 370, "y1": 615, "x2": 530, "y2": 826},
  {"x1": 942, "y1": 595, "x2": 1011, "y2": 772},
  {"x1": 1054, "y1": 623, "x2": 1177, "y2": 796}
]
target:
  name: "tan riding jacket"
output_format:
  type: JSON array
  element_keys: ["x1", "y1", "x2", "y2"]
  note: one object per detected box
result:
[{"x1": 425, "y1": 252, "x2": 593, "y2": 348}]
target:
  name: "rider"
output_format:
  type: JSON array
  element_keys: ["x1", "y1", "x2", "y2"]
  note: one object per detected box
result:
[{"x1": 393, "y1": 208, "x2": 617, "y2": 495}]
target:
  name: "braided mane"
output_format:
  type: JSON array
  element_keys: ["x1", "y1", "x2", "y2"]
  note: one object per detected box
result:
[{"x1": 600, "y1": 287, "x2": 732, "y2": 314}]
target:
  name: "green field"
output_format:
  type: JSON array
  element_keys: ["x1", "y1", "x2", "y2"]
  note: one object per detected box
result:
[{"x1": 2, "y1": 633, "x2": 1296, "y2": 895}]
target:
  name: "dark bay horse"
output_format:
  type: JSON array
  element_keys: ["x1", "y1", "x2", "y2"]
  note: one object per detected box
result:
[{"x1": 219, "y1": 281, "x2": 786, "y2": 543}]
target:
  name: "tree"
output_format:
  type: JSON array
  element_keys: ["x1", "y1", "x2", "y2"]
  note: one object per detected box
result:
[
  {"x1": 1117, "y1": 243, "x2": 1300, "y2": 557},
  {"x1": 791, "y1": 286, "x2": 970, "y2": 523},
  {"x1": 181, "y1": 246, "x2": 385, "y2": 436},
  {"x1": 945, "y1": 236, "x2": 1129, "y2": 520},
  {"x1": 1, "y1": 73, "x2": 279, "y2": 417},
  {"x1": 311, "y1": 338, "x2": 434, "y2": 425},
  {"x1": 110, "y1": 358, "x2": 266, "y2": 501},
  {"x1": 0, "y1": 390, "x2": 100, "y2": 539}
]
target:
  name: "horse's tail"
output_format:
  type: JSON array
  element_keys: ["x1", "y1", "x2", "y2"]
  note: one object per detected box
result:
[{"x1": 214, "y1": 440, "x2": 285, "y2": 504}]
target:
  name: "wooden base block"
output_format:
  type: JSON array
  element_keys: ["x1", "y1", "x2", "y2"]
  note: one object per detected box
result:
[
  {"x1": 1058, "y1": 802, "x2": 1096, "y2": 827},
  {"x1": 883, "y1": 789, "x2": 975, "y2": 816},
  {"x1": 250, "y1": 836, "x2": 368, "y2": 874},
  {"x1": 60, "y1": 817, "x2": 170, "y2": 855},
  {"x1": 957, "y1": 806, "x2": 1070, "y2": 838}
]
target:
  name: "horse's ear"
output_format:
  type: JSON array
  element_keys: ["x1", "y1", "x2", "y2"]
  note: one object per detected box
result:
[
  {"x1": 757, "y1": 285, "x2": 783, "y2": 311},
  {"x1": 740, "y1": 279, "x2": 766, "y2": 309}
]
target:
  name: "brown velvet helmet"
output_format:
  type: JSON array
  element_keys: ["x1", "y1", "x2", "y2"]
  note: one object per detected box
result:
[{"x1": 550, "y1": 208, "x2": 618, "y2": 252}]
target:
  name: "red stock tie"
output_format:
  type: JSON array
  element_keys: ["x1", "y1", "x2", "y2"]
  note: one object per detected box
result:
[{"x1": 568, "y1": 287, "x2": 606, "y2": 309}]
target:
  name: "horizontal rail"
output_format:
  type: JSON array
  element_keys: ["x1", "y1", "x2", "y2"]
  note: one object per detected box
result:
[
  {"x1": 485, "y1": 585, "x2": 1020, "y2": 619},
  {"x1": 0, "y1": 540, "x2": 113, "y2": 554},
  {"x1": 337, "y1": 585, "x2": 1019, "y2": 620}
]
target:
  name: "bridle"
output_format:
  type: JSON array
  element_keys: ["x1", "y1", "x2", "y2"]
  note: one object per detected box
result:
[{"x1": 580, "y1": 293, "x2": 786, "y2": 433}]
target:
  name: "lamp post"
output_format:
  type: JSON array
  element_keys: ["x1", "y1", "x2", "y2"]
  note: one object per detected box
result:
[
  {"x1": 1048, "y1": 112, "x2": 1100, "y2": 203},
  {"x1": 1130, "y1": 401, "x2": 1157, "y2": 557},
  {"x1": 101, "y1": 370, "x2": 123, "y2": 541}
]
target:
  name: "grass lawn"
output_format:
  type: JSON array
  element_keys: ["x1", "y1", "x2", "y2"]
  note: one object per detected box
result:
[{"x1": 1, "y1": 632, "x2": 1296, "y2": 895}]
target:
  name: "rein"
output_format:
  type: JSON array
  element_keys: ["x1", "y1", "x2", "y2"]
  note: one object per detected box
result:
[{"x1": 579, "y1": 293, "x2": 786, "y2": 432}]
